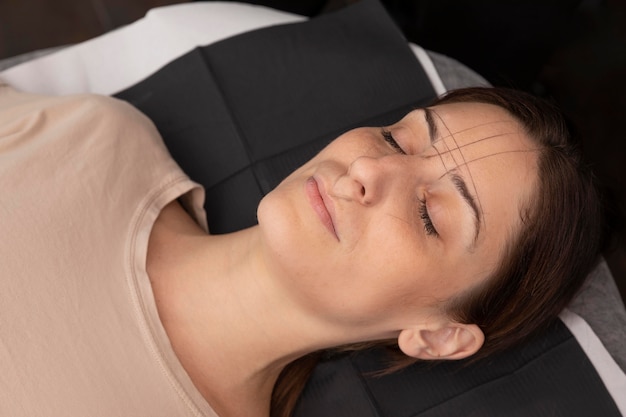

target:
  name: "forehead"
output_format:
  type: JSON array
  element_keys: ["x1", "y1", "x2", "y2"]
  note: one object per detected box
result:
[
  {"x1": 430, "y1": 101, "x2": 521, "y2": 142},
  {"x1": 426, "y1": 102, "x2": 535, "y2": 167}
]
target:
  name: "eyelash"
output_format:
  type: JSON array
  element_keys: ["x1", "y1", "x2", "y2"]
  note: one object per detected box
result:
[
  {"x1": 381, "y1": 128, "x2": 406, "y2": 155},
  {"x1": 419, "y1": 198, "x2": 439, "y2": 237}
]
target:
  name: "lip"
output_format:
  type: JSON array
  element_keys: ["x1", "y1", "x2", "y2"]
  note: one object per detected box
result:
[{"x1": 305, "y1": 176, "x2": 339, "y2": 241}]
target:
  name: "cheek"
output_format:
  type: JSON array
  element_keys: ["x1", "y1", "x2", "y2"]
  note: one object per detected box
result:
[
  {"x1": 334, "y1": 232, "x2": 439, "y2": 316},
  {"x1": 364, "y1": 227, "x2": 489, "y2": 308}
]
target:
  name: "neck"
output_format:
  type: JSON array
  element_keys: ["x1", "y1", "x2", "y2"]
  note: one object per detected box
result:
[{"x1": 146, "y1": 201, "x2": 337, "y2": 417}]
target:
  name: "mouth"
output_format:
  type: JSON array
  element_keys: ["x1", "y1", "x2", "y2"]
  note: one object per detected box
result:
[{"x1": 305, "y1": 177, "x2": 339, "y2": 241}]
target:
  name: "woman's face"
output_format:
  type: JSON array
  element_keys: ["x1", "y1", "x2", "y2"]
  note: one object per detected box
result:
[{"x1": 257, "y1": 101, "x2": 538, "y2": 333}]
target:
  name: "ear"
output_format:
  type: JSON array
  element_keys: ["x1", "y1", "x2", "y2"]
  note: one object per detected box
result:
[{"x1": 397, "y1": 321, "x2": 484, "y2": 360}]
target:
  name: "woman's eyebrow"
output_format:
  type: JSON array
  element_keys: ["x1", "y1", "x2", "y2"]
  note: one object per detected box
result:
[
  {"x1": 424, "y1": 107, "x2": 438, "y2": 144},
  {"x1": 451, "y1": 172, "x2": 481, "y2": 245}
]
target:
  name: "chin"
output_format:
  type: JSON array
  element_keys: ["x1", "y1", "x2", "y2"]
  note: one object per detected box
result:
[{"x1": 257, "y1": 189, "x2": 300, "y2": 251}]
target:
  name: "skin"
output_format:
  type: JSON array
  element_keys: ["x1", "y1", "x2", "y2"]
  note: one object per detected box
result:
[{"x1": 147, "y1": 102, "x2": 539, "y2": 417}]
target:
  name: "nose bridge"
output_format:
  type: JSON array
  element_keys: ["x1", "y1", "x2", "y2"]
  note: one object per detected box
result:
[{"x1": 344, "y1": 154, "x2": 418, "y2": 204}]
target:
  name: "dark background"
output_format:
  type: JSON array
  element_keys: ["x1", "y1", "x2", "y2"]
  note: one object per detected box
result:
[{"x1": 1, "y1": 0, "x2": 624, "y2": 303}]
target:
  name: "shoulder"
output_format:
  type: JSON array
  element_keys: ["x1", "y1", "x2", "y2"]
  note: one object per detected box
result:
[
  {"x1": 0, "y1": 86, "x2": 156, "y2": 138},
  {"x1": 0, "y1": 87, "x2": 180, "y2": 201},
  {"x1": 0, "y1": 86, "x2": 166, "y2": 163}
]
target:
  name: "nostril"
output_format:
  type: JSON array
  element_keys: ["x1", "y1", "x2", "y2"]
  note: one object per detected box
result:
[{"x1": 360, "y1": 186, "x2": 366, "y2": 197}]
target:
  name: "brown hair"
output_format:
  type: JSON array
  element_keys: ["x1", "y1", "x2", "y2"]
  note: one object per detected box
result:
[{"x1": 270, "y1": 87, "x2": 606, "y2": 417}]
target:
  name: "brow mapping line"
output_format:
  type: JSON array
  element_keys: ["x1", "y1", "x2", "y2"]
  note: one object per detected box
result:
[
  {"x1": 430, "y1": 119, "x2": 515, "y2": 143},
  {"x1": 426, "y1": 132, "x2": 518, "y2": 159},
  {"x1": 447, "y1": 148, "x2": 541, "y2": 170},
  {"x1": 432, "y1": 109, "x2": 485, "y2": 227},
  {"x1": 429, "y1": 112, "x2": 483, "y2": 242},
  {"x1": 431, "y1": 109, "x2": 463, "y2": 184}
]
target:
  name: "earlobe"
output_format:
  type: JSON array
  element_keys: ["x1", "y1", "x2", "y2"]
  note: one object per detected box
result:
[{"x1": 397, "y1": 322, "x2": 484, "y2": 360}]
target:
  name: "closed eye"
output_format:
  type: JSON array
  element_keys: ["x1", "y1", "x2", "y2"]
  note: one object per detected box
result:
[
  {"x1": 418, "y1": 198, "x2": 439, "y2": 237},
  {"x1": 381, "y1": 128, "x2": 406, "y2": 155}
]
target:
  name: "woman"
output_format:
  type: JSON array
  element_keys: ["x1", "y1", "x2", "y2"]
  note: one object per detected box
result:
[{"x1": 0, "y1": 84, "x2": 603, "y2": 417}]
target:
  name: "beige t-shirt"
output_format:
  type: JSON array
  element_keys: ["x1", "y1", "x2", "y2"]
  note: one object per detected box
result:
[{"x1": 0, "y1": 85, "x2": 217, "y2": 417}]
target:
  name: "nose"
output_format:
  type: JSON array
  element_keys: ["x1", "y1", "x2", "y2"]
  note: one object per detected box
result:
[{"x1": 331, "y1": 155, "x2": 392, "y2": 205}]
